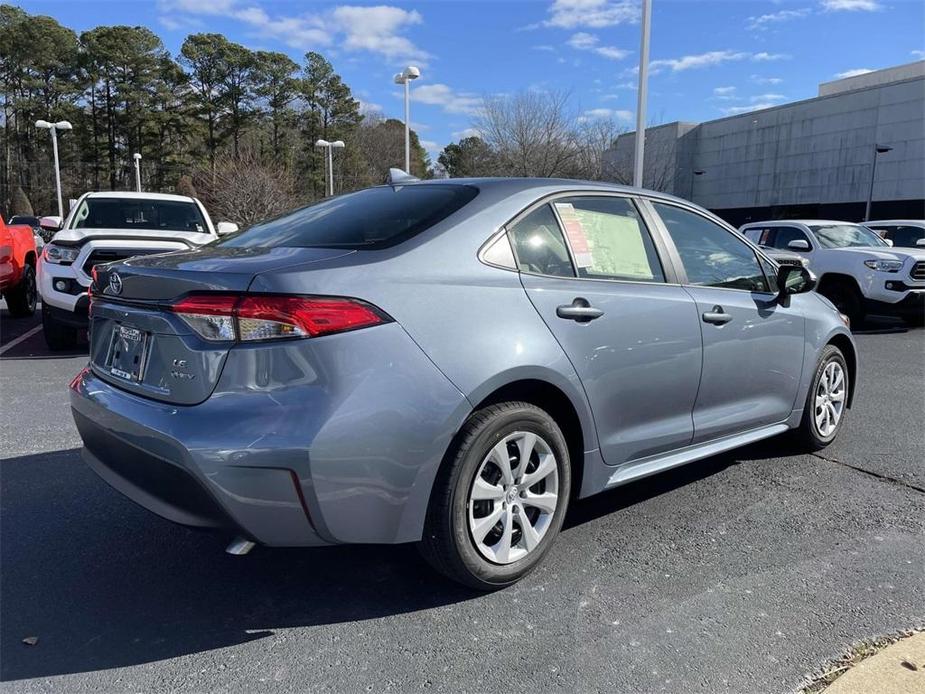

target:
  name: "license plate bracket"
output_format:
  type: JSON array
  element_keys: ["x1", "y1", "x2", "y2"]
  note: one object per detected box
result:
[{"x1": 106, "y1": 325, "x2": 149, "y2": 382}]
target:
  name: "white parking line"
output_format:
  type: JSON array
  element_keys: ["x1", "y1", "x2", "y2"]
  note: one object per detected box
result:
[{"x1": 0, "y1": 324, "x2": 43, "y2": 356}]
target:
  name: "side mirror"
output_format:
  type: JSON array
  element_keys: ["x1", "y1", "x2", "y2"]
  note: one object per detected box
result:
[
  {"x1": 216, "y1": 221, "x2": 239, "y2": 235},
  {"x1": 787, "y1": 239, "x2": 811, "y2": 252},
  {"x1": 39, "y1": 215, "x2": 62, "y2": 231},
  {"x1": 777, "y1": 265, "x2": 816, "y2": 300},
  {"x1": 915, "y1": 238, "x2": 925, "y2": 247}
]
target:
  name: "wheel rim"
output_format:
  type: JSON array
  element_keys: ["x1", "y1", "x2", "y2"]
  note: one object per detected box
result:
[
  {"x1": 467, "y1": 431, "x2": 559, "y2": 565},
  {"x1": 814, "y1": 360, "x2": 846, "y2": 437},
  {"x1": 26, "y1": 271, "x2": 37, "y2": 311}
]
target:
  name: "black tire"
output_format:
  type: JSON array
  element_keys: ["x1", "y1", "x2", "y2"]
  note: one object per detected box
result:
[
  {"x1": 42, "y1": 303, "x2": 78, "y2": 350},
  {"x1": 5, "y1": 264, "x2": 37, "y2": 317},
  {"x1": 418, "y1": 401, "x2": 572, "y2": 591},
  {"x1": 793, "y1": 344, "x2": 849, "y2": 451},
  {"x1": 819, "y1": 281, "x2": 864, "y2": 327}
]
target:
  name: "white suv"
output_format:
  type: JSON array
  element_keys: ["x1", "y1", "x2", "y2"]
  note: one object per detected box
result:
[
  {"x1": 740, "y1": 219, "x2": 925, "y2": 324},
  {"x1": 38, "y1": 192, "x2": 238, "y2": 349}
]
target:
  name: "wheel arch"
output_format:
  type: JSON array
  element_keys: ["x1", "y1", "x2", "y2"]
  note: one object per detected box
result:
[{"x1": 817, "y1": 272, "x2": 862, "y2": 294}]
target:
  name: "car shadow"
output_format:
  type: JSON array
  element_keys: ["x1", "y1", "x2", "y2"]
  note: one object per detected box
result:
[{"x1": 0, "y1": 437, "x2": 785, "y2": 682}]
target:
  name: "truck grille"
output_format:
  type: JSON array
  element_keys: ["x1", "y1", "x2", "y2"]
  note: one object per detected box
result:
[
  {"x1": 82, "y1": 249, "x2": 159, "y2": 276},
  {"x1": 912, "y1": 261, "x2": 925, "y2": 281}
]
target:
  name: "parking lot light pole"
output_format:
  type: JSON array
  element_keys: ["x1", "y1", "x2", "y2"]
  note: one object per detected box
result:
[
  {"x1": 133, "y1": 153, "x2": 142, "y2": 192},
  {"x1": 864, "y1": 144, "x2": 892, "y2": 221},
  {"x1": 393, "y1": 66, "x2": 420, "y2": 173},
  {"x1": 35, "y1": 119, "x2": 72, "y2": 219},
  {"x1": 633, "y1": 0, "x2": 652, "y2": 188},
  {"x1": 315, "y1": 139, "x2": 345, "y2": 197}
]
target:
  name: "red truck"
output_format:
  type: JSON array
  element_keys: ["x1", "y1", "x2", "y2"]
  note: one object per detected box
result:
[{"x1": 1, "y1": 214, "x2": 38, "y2": 317}]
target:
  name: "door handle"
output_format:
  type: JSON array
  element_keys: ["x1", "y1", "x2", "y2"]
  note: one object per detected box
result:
[
  {"x1": 556, "y1": 298, "x2": 604, "y2": 323},
  {"x1": 702, "y1": 305, "x2": 733, "y2": 325}
]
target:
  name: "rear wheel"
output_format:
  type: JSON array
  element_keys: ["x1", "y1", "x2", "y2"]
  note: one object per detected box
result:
[
  {"x1": 819, "y1": 280, "x2": 864, "y2": 326},
  {"x1": 793, "y1": 344, "x2": 849, "y2": 450},
  {"x1": 419, "y1": 402, "x2": 571, "y2": 590},
  {"x1": 42, "y1": 303, "x2": 78, "y2": 350},
  {"x1": 5, "y1": 265, "x2": 37, "y2": 317}
]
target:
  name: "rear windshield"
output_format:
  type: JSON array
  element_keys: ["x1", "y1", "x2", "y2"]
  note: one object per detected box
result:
[
  {"x1": 216, "y1": 184, "x2": 479, "y2": 250},
  {"x1": 70, "y1": 198, "x2": 209, "y2": 233}
]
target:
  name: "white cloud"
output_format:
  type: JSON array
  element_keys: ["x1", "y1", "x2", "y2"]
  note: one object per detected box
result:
[
  {"x1": 747, "y1": 7, "x2": 811, "y2": 30},
  {"x1": 420, "y1": 139, "x2": 439, "y2": 151},
  {"x1": 413, "y1": 84, "x2": 482, "y2": 115},
  {"x1": 357, "y1": 99, "x2": 383, "y2": 115},
  {"x1": 566, "y1": 32, "x2": 629, "y2": 61},
  {"x1": 751, "y1": 74, "x2": 784, "y2": 85},
  {"x1": 650, "y1": 50, "x2": 748, "y2": 73},
  {"x1": 713, "y1": 86, "x2": 736, "y2": 96},
  {"x1": 752, "y1": 51, "x2": 789, "y2": 61},
  {"x1": 158, "y1": 1, "x2": 428, "y2": 61},
  {"x1": 158, "y1": 14, "x2": 203, "y2": 30},
  {"x1": 912, "y1": 50, "x2": 925, "y2": 59},
  {"x1": 834, "y1": 68, "x2": 874, "y2": 78},
  {"x1": 533, "y1": 45, "x2": 557, "y2": 52},
  {"x1": 542, "y1": 0, "x2": 639, "y2": 29},
  {"x1": 452, "y1": 127, "x2": 482, "y2": 140},
  {"x1": 821, "y1": 0, "x2": 882, "y2": 11},
  {"x1": 751, "y1": 93, "x2": 786, "y2": 102},
  {"x1": 578, "y1": 107, "x2": 633, "y2": 122}
]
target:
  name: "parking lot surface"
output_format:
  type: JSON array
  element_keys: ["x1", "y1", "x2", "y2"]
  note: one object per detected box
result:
[{"x1": 1, "y1": 304, "x2": 923, "y2": 693}]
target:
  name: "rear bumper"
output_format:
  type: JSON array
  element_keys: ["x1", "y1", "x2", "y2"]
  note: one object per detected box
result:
[{"x1": 69, "y1": 323, "x2": 470, "y2": 546}]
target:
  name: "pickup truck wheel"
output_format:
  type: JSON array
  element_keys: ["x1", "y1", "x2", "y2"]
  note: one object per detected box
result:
[
  {"x1": 418, "y1": 402, "x2": 571, "y2": 590},
  {"x1": 5, "y1": 265, "x2": 37, "y2": 317},
  {"x1": 819, "y1": 281, "x2": 863, "y2": 326},
  {"x1": 42, "y1": 303, "x2": 78, "y2": 350}
]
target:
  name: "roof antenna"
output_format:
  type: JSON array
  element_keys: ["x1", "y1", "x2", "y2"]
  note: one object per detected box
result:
[{"x1": 387, "y1": 168, "x2": 419, "y2": 185}]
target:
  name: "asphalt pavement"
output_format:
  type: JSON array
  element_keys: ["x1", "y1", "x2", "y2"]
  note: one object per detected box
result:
[{"x1": 1, "y1": 303, "x2": 923, "y2": 693}]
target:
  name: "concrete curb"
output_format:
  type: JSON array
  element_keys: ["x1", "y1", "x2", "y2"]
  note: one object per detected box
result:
[{"x1": 822, "y1": 631, "x2": 924, "y2": 694}]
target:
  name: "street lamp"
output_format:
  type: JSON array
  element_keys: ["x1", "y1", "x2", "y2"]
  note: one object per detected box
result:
[
  {"x1": 133, "y1": 153, "x2": 142, "y2": 192},
  {"x1": 35, "y1": 119, "x2": 72, "y2": 219},
  {"x1": 393, "y1": 66, "x2": 420, "y2": 174},
  {"x1": 864, "y1": 144, "x2": 892, "y2": 222},
  {"x1": 314, "y1": 139, "x2": 345, "y2": 197},
  {"x1": 633, "y1": 0, "x2": 652, "y2": 188}
]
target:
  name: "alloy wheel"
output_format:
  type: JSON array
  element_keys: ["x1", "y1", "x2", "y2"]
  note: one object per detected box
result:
[
  {"x1": 814, "y1": 360, "x2": 846, "y2": 437},
  {"x1": 467, "y1": 431, "x2": 559, "y2": 565}
]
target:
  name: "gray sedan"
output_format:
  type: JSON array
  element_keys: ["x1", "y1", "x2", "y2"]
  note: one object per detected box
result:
[{"x1": 71, "y1": 178, "x2": 856, "y2": 589}]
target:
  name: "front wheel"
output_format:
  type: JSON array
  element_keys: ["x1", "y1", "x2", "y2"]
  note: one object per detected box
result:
[
  {"x1": 820, "y1": 282, "x2": 864, "y2": 326},
  {"x1": 5, "y1": 265, "x2": 37, "y2": 317},
  {"x1": 418, "y1": 402, "x2": 571, "y2": 590},
  {"x1": 793, "y1": 345, "x2": 849, "y2": 450}
]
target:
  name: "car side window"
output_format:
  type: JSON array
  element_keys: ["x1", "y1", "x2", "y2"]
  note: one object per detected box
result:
[
  {"x1": 758, "y1": 255, "x2": 779, "y2": 294},
  {"x1": 507, "y1": 204, "x2": 576, "y2": 277},
  {"x1": 653, "y1": 202, "x2": 769, "y2": 292},
  {"x1": 551, "y1": 197, "x2": 665, "y2": 282},
  {"x1": 770, "y1": 226, "x2": 811, "y2": 250}
]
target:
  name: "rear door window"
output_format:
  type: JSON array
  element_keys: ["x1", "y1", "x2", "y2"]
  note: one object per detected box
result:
[
  {"x1": 217, "y1": 184, "x2": 478, "y2": 249},
  {"x1": 551, "y1": 197, "x2": 664, "y2": 282}
]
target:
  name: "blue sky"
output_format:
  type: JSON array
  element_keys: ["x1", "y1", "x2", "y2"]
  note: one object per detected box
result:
[{"x1": 19, "y1": 0, "x2": 925, "y2": 160}]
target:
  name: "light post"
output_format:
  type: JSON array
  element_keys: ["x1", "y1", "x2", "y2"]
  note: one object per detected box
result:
[
  {"x1": 864, "y1": 144, "x2": 892, "y2": 221},
  {"x1": 133, "y1": 152, "x2": 142, "y2": 192},
  {"x1": 35, "y1": 119, "x2": 72, "y2": 219},
  {"x1": 633, "y1": 0, "x2": 652, "y2": 188},
  {"x1": 314, "y1": 139, "x2": 345, "y2": 197},
  {"x1": 393, "y1": 66, "x2": 420, "y2": 174}
]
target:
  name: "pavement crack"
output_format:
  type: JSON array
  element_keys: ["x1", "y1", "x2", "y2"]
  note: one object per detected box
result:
[{"x1": 811, "y1": 452, "x2": 925, "y2": 495}]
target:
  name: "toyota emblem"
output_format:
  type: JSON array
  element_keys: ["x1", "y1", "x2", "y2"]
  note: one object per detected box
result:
[{"x1": 108, "y1": 272, "x2": 123, "y2": 295}]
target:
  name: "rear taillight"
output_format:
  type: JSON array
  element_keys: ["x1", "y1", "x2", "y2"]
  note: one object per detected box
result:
[{"x1": 169, "y1": 294, "x2": 388, "y2": 342}]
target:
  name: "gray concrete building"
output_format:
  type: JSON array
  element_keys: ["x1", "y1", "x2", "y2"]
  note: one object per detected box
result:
[{"x1": 604, "y1": 61, "x2": 925, "y2": 226}]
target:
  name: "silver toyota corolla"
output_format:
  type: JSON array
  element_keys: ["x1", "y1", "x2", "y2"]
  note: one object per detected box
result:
[{"x1": 71, "y1": 178, "x2": 857, "y2": 589}]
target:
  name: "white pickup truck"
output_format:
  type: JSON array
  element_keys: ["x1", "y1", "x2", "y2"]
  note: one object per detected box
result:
[
  {"x1": 740, "y1": 219, "x2": 925, "y2": 324},
  {"x1": 37, "y1": 191, "x2": 238, "y2": 349}
]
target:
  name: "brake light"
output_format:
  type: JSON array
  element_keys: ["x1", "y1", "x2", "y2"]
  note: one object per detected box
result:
[{"x1": 169, "y1": 294, "x2": 388, "y2": 342}]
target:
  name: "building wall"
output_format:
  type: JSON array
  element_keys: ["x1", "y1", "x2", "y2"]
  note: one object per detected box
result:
[{"x1": 604, "y1": 65, "x2": 925, "y2": 224}]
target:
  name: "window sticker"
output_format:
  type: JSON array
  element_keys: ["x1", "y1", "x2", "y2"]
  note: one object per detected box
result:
[{"x1": 554, "y1": 202, "x2": 593, "y2": 268}]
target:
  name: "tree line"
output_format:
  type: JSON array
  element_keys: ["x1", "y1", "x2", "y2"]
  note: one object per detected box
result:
[
  {"x1": 1, "y1": 4, "x2": 636, "y2": 224},
  {"x1": 0, "y1": 4, "x2": 429, "y2": 220}
]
